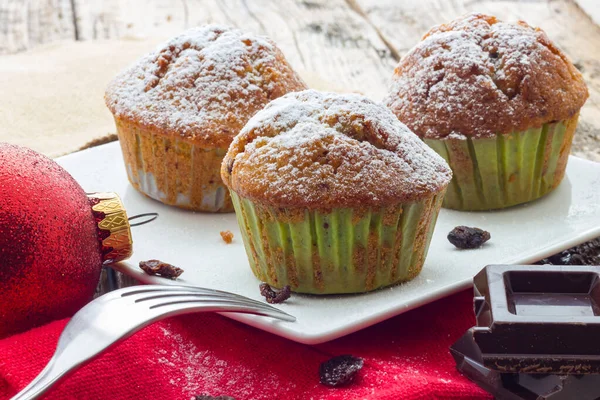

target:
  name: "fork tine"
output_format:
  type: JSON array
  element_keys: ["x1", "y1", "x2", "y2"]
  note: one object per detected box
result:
[
  {"x1": 131, "y1": 289, "x2": 270, "y2": 307},
  {"x1": 122, "y1": 285, "x2": 277, "y2": 308},
  {"x1": 146, "y1": 299, "x2": 296, "y2": 322},
  {"x1": 114, "y1": 285, "x2": 292, "y2": 319},
  {"x1": 134, "y1": 293, "x2": 295, "y2": 321}
]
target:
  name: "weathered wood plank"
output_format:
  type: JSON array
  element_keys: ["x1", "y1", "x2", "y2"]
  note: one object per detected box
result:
[
  {"x1": 0, "y1": 0, "x2": 75, "y2": 54},
  {"x1": 574, "y1": 0, "x2": 600, "y2": 27},
  {"x1": 1, "y1": 0, "x2": 599, "y2": 160},
  {"x1": 70, "y1": 0, "x2": 398, "y2": 99},
  {"x1": 351, "y1": 0, "x2": 600, "y2": 161}
]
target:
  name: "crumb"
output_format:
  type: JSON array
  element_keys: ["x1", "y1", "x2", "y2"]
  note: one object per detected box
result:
[
  {"x1": 139, "y1": 259, "x2": 184, "y2": 280},
  {"x1": 220, "y1": 230, "x2": 234, "y2": 244},
  {"x1": 259, "y1": 283, "x2": 291, "y2": 304},
  {"x1": 319, "y1": 355, "x2": 364, "y2": 387},
  {"x1": 447, "y1": 226, "x2": 491, "y2": 249}
]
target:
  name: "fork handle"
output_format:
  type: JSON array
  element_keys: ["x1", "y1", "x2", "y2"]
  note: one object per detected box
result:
[
  {"x1": 10, "y1": 359, "x2": 64, "y2": 400},
  {"x1": 10, "y1": 289, "x2": 295, "y2": 400}
]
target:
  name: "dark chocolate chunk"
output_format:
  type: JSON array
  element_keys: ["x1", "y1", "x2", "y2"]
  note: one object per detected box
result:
[
  {"x1": 468, "y1": 265, "x2": 600, "y2": 374},
  {"x1": 319, "y1": 355, "x2": 364, "y2": 387},
  {"x1": 537, "y1": 238, "x2": 600, "y2": 266},
  {"x1": 259, "y1": 283, "x2": 291, "y2": 304},
  {"x1": 194, "y1": 395, "x2": 235, "y2": 400},
  {"x1": 139, "y1": 259, "x2": 184, "y2": 280},
  {"x1": 451, "y1": 264, "x2": 600, "y2": 399},
  {"x1": 450, "y1": 329, "x2": 600, "y2": 400},
  {"x1": 447, "y1": 226, "x2": 490, "y2": 249}
]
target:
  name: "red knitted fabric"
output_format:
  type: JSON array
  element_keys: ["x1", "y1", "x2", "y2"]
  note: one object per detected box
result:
[{"x1": 0, "y1": 290, "x2": 490, "y2": 400}]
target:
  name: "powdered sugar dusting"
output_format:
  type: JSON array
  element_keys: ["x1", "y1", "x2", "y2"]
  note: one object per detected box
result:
[
  {"x1": 105, "y1": 25, "x2": 306, "y2": 147},
  {"x1": 151, "y1": 323, "x2": 297, "y2": 399},
  {"x1": 446, "y1": 132, "x2": 467, "y2": 140},
  {"x1": 224, "y1": 90, "x2": 452, "y2": 208},
  {"x1": 385, "y1": 13, "x2": 588, "y2": 139}
]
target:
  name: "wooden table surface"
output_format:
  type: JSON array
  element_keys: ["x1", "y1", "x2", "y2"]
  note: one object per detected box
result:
[{"x1": 1, "y1": 0, "x2": 599, "y2": 160}]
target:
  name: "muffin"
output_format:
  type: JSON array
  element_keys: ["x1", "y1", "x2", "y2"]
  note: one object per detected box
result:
[
  {"x1": 385, "y1": 13, "x2": 588, "y2": 211},
  {"x1": 105, "y1": 25, "x2": 307, "y2": 212},
  {"x1": 221, "y1": 90, "x2": 452, "y2": 294}
]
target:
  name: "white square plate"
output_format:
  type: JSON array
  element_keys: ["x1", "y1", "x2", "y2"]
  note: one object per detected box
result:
[{"x1": 58, "y1": 142, "x2": 600, "y2": 344}]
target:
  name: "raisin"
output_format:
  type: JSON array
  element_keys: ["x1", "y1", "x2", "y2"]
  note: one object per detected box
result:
[
  {"x1": 537, "y1": 238, "x2": 600, "y2": 266},
  {"x1": 194, "y1": 395, "x2": 235, "y2": 400},
  {"x1": 227, "y1": 158, "x2": 235, "y2": 174},
  {"x1": 139, "y1": 259, "x2": 184, "y2": 280},
  {"x1": 259, "y1": 283, "x2": 291, "y2": 304},
  {"x1": 447, "y1": 226, "x2": 490, "y2": 249},
  {"x1": 319, "y1": 355, "x2": 364, "y2": 387}
]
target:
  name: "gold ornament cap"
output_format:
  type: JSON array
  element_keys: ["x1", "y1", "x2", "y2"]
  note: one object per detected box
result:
[{"x1": 87, "y1": 192, "x2": 133, "y2": 264}]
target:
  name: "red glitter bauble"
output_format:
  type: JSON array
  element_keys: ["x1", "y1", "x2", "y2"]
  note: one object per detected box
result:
[{"x1": 0, "y1": 143, "x2": 103, "y2": 338}]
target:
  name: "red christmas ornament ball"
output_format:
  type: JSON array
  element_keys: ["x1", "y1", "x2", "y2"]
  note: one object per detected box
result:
[{"x1": 0, "y1": 143, "x2": 103, "y2": 338}]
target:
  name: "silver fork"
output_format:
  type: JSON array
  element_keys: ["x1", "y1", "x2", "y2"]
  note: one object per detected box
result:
[{"x1": 11, "y1": 285, "x2": 295, "y2": 400}]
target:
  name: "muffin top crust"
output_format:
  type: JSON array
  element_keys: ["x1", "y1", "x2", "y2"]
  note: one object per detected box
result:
[
  {"x1": 221, "y1": 90, "x2": 452, "y2": 209},
  {"x1": 105, "y1": 25, "x2": 307, "y2": 148},
  {"x1": 384, "y1": 13, "x2": 588, "y2": 140}
]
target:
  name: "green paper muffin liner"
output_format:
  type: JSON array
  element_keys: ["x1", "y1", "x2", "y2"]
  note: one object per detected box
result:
[
  {"x1": 230, "y1": 191, "x2": 445, "y2": 294},
  {"x1": 424, "y1": 115, "x2": 578, "y2": 211}
]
